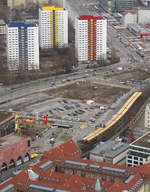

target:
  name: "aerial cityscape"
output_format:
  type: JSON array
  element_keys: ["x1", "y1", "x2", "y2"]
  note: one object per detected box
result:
[{"x1": 1, "y1": 0, "x2": 150, "y2": 191}]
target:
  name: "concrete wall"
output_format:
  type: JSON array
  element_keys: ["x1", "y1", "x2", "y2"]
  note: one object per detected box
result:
[{"x1": 113, "y1": 150, "x2": 128, "y2": 164}]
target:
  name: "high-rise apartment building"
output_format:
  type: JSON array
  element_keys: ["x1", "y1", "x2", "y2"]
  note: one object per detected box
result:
[
  {"x1": 75, "y1": 16, "x2": 107, "y2": 61},
  {"x1": 7, "y1": 23, "x2": 39, "y2": 71},
  {"x1": 39, "y1": 6, "x2": 68, "y2": 49}
]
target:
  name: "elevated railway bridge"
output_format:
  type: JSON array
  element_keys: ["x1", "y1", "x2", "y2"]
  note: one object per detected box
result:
[{"x1": 79, "y1": 91, "x2": 148, "y2": 153}]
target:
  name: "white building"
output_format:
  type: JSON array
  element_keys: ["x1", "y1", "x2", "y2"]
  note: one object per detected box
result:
[
  {"x1": 122, "y1": 9, "x2": 150, "y2": 28},
  {"x1": 7, "y1": 23, "x2": 39, "y2": 71},
  {"x1": 0, "y1": 19, "x2": 6, "y2": 35},
  {"x1": 75, "y1": 16, "x2": 107, "y2": 62},
  {"x1": 122, "y1": 10, "x2": 137, "y2": 28},
  {"x1": 145, "y1": 103, "x2": 150, "y2": 128},
  {"x1": 138, "y1": 9, "x2": 150, "y2": 24},
  {"x1": 126, "y1": 131, "x2": 150, "y2": 167},
  {"x1": 39, "y1": 6, "x2": 68, "y2": 49}
]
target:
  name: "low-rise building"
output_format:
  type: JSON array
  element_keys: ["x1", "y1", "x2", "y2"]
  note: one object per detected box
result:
[
  {"x1": 127, "y1": 131, "x2": 150, "y2": 167},
  {"x1": 90, "y1": 140, "x2": 129, "y2": 165},
  {"x1": 138, "y1": 9, "x2": 150, "y2": 24},
  {"x1": 122, "y1": 10, "x2": 137, "y2": 28},
  {"x1": 0, "y1": 133, "x2": 31, "y2": 174},
  {"x1": 1, "y1": 139, "x2": 149, "y2": 192}
]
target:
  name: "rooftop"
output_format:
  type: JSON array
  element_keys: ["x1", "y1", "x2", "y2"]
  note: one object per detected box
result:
[
  {"x1": 0, "y1": 133, "x2": 26, "y2": 149},
  {"x1": 41, "y1": 139, "x2": 81, "y2": 161},
  {"x1": 79, "y1": 15, "x2": 103, "y2": 20},
  {"x1": 131, "y1": 130, "x2": 150, "y2": 148},
  {"x1": 0, "y1": 19, "x2": 5, "y2": 25},
  {"x1": 90, "y1": 140, "x2": 129, "y2": 158},
  {"x1": 41, "y1": 6, "x2": 64, "y2": 11},
  {"x1": 125, "y1": 9, "x2": 136, "y2": 14},
  {"x1": 0, "y1": 139, "x2": 150, "y2": 191}
]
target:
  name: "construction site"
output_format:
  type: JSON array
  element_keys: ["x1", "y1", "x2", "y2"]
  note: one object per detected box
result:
[
  {"x1": 45, "y1": 80, "x2": 130, "y2": 105},
  {"x1": 0, "y1": 74, "x2": 149, "y2": 157}
]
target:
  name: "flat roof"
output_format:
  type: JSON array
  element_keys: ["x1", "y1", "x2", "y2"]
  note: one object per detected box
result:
[
  {"x1": 0, "y1": 19, "x2": 5, "y2": 25},
  {"x1": 0, "y1": 134, "x2": 26, "y2": 149},
  {"x1": 131, "y1": 131, "x2": 150, "y2": 148},
  {"x1": 90, "y1": 140, "x2": 129, "y2": 158}
]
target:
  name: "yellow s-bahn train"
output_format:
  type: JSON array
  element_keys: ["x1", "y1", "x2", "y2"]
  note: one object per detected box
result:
[{"x1": 82, "y1": 92, "x2": 142, "y2": 143}]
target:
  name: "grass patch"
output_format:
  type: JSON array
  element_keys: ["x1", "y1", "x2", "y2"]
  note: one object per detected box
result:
[{"x1": 60, "y1": 135, "x2": 72, "y2": 142}]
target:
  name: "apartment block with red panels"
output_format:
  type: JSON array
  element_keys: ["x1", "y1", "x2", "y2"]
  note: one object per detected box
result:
[{"x1": 75, "y1": 16, "x2": 107, "y2": 61}]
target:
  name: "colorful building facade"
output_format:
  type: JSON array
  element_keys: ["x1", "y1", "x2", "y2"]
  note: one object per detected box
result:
[
  {"x1": 75, "y1": 16, "x2": 107, "y2": 61},
  {"x1": 7, "y1": 23, "x2": 39, "y2": 71},
  {"x1": 39, "y1": 6, "x2": 68, "y2": 49}
]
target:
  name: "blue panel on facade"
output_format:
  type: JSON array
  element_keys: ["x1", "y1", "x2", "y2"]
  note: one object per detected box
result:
[
  {"x1": 9, "y1": 22, "x2": 33, "y2": 71},
  {"x1": 53, "y1": 10, "x2": 55, "y2": 48},
  {"x1": 9, "y1": 22, "x2": 35, "y2": 27}
]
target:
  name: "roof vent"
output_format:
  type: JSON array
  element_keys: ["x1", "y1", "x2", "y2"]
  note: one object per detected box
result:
[
  {"x1": 28, "y1": 169, "x2": 39, "y2": 181},
  {"x1": 95, "y1": 179, "x2": 102, "y2": 192}
]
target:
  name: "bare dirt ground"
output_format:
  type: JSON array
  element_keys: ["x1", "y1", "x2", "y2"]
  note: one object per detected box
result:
[
  {"x1": 45, "y1": 81, "x2": 129, "y2": 105},
  {"x1": 108, "y1": 69, "x2": 150, "y2": 81}
]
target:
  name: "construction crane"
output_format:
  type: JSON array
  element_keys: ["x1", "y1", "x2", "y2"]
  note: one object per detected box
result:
[
  {"x1": 15, "y1": 114, "x2": 51, "y2": 138},
  {"x1": 130, "y1": 116, "x2": 135, "y2": 142}
]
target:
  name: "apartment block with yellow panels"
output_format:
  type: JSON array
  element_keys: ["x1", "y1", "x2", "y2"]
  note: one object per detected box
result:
[{"x1": 39, "y1": 6, "x2": 68, "y2": 49}]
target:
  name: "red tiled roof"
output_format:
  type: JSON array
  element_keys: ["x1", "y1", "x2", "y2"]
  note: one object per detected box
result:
[
  {"x1": 41, "y1": 140, "x2": 81, "y2": 161},
  {"x1": 125, "y1": 9, "x2": 136, "y2": 14},
  {"x1": 0, "y1": 139, "x2": 150, "y2": 192},
  {"x1": 108, "y1": 173, "x2": 143, "y2": 192}
]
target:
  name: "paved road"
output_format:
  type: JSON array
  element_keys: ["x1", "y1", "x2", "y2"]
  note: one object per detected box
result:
[{"x1": 0, "y1": 0, "x2": 149, "y2": 104}]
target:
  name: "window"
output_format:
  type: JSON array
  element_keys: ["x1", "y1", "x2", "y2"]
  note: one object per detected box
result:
[{"x1": 28, "y1": 140, "x2": 30, "y2": 147}]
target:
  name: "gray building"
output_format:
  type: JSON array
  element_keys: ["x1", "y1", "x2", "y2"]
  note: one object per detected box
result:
[
  {"x1": 127, "y1": 131, "x2": 150, "y2": 167},
  {"x1": 98, "y1": 0, "x2": 133, "y2": 13},
  {"x1": 90, "y1": 140, "x2": 129, "y2": 165}
]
